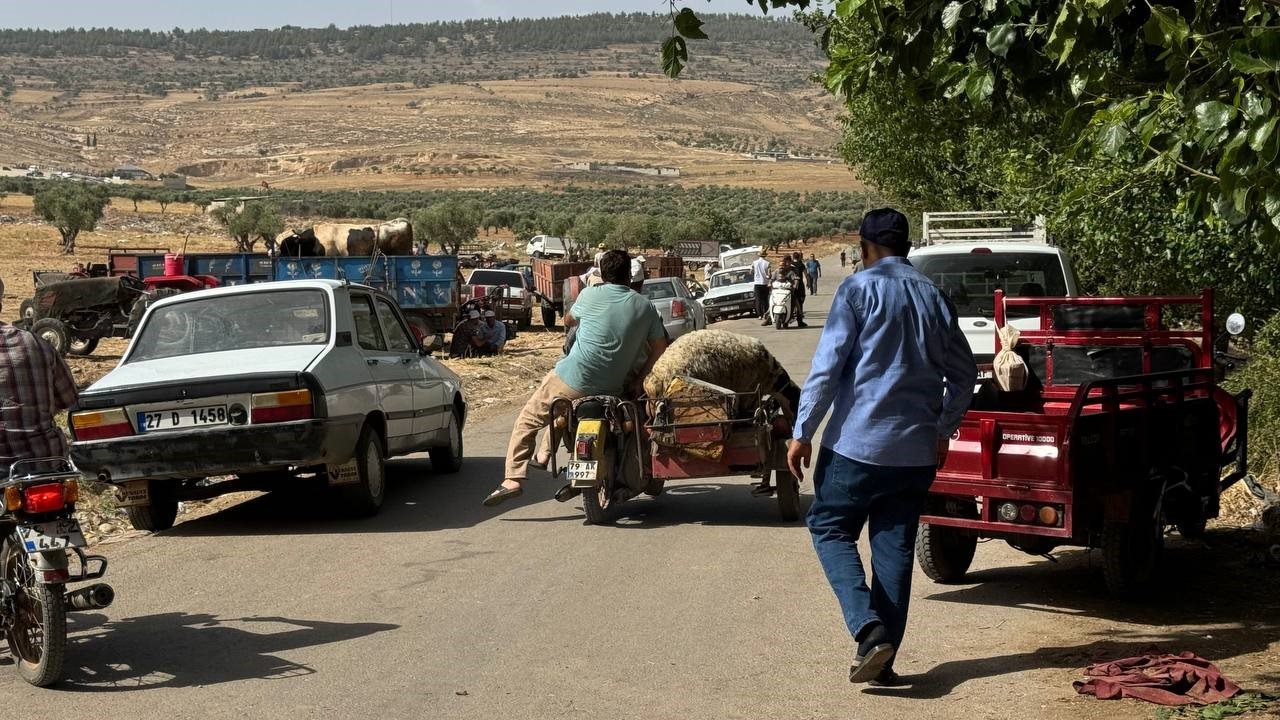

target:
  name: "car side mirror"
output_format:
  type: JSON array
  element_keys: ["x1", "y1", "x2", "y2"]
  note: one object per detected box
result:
[{"x1": 692, "y1": 290, "x2": 705, "y2": 299}]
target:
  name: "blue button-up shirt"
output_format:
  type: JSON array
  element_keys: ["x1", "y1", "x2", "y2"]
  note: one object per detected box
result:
[{"x1": 793, "y1": 257, "x2": 977, "y2": 467}]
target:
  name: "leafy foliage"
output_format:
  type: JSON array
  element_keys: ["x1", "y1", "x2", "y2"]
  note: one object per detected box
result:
[
  {"x1": 412, "y1": 201, "x2": 484, "y2": 256},
  {"x1": 32, "y1": 183, "x2": 108, "y2": 253},
  {"x1": 211, "y1": 200, "x2": 284, "y2": 252}
]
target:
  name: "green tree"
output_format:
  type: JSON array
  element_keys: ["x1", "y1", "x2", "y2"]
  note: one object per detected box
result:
[
  {"x1": 609, "y1": 213, "x2": 654, "y2": 250},
  {"x1": 33, "y1": 182, "x2": 109, "y2": 253},
  {"x1": 211, "y1": 200, "x2": 284, "y2": 252},
  {"x1": 570, "y1": 212, "x2": 616, "y2": 249},
  {"x1": 157, "y1": 191, "x2": 176, "y2": 215},
  {"x1": 124, "y1": 187, "x2": 145, "y2": 213},
  {"x1": 700, "y1": 209, "x2": 744, "y2": 248},
  {"x1": 413, "y1": 200, "x2": 483, "y2": 255}
]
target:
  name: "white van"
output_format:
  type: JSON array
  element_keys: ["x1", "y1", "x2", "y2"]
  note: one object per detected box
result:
[
  {"x1": 525, "y1": 235, "x2": 568, "y2": 259},
  {"x1": 909, "y1": 212, "x2": 1078, "y2": 364}
]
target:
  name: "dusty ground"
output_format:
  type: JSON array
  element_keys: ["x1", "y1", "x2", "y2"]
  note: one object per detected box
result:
[{"x1": 0, "y1": 75, "x2": 858, "y2": 193}]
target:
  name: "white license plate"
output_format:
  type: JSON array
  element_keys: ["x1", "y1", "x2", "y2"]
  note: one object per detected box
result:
[
  {"x1": 137, "y1": 405, "x2": 228, "y2": 432},
  {"x1": 567, "y1": 461, "x2": 598, "y2": 482},
  {"x1": 19, "y1": 519, "x2": 86, "y2": 553}
]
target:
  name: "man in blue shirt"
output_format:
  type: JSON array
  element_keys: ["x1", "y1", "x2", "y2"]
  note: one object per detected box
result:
[
  {"x1": 804, "y1": 253, "x2": 822, "y2": 295},
  {"x1": 788, "y1": 208, "x2": 976, "y2": 686},
  {"x1": 484, "y1": 250, "x2": 667, "y2": 507},
  {"x1": 478, "y1": 310, "x2": 507, "y2": 356}
]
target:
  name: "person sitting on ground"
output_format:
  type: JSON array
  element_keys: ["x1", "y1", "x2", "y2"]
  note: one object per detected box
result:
[
  {"x1": 0, "y1": 277, "x2": 80, "y2": 466},
  {"x1": 483, "y1": 250, "x2": 667, "y2": 507},
  {"x1": 448, "y1": 310, "x2": 486, "y2": 359},
  {"x1": 477, "y1": 310, "x2": 507, "y2": 356}
]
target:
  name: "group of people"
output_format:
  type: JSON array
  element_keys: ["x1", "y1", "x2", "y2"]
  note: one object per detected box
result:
[
  {"x1": 448, "y1": 309, "x2": 507, "y2": 358},
  {"x1": 484, "y1": 210, "x2": 977, "y2": 688},
  {"x1": 751, "y1": 250, "x2": 824, "y2": 328}
]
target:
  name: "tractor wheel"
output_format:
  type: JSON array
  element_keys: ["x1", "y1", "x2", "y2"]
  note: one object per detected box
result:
[
  {"x1": 29, "y1": 319, "x2": 70, "y2": 355},
  {"x1": 68, "y1": 336, "x2": 99, "y2": 356},
  {"x1": 18, "y1": 298, "x2": 34, "y2": 323}
]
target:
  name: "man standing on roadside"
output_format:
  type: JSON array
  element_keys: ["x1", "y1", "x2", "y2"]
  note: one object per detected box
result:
[
  {"x1": 805, "y1": 253, "x2": 822, "y2": 295},
  {"x1": 840, "y1": 249, "x2": 847, "y2": 268},
  {"x1": 752, "y1": 250, "x2": 771, "y2": 326},
  {"x1": 787, "y1": 208, "x2": 976, "y2": 687}
]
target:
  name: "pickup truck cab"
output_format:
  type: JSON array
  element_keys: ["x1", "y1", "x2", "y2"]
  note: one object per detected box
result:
[
  {"x1": 69, "y1": 280, "x2": 467, "y2": 531},
  {"x1": 461, "y1": 268, "x2": 533, "y2": 329},
  {"x1": 909, "y1": 212, "x2": 1077, "y2": 364},
  {"x1": 525, "y1": 235, "x2": 568, "y2": 259}
]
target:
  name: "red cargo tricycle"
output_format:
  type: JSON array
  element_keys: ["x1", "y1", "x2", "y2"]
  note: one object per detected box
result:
[
  {"x1": 548, "y1": 385, "x2": 800, "y2": 525},
  {"x1": 918, "y1": 289, "x2": 1251, "y2": 597}
]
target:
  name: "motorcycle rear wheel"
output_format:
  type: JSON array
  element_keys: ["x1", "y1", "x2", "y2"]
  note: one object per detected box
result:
[{"x1": 1, "y1": 539, "x2": 66, "y2": 687}]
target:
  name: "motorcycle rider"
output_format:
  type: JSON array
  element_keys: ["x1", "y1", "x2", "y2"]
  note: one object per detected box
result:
[
  {"x1": 484, "y1": 251, "x2": 667, "y2": 507},
  {"x1": 772, "y1": 256, "x2": 808, "y2": 328},
  {"x1": 0, "y1": 278, "x2": 80, "y2": 465}
]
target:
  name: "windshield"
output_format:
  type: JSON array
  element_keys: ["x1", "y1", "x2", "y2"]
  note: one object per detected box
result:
[
  {"x1": 468, "y1": 270, "x2": 521, "y2": 286},
  {"x1": 711, "y1": 268, "x2": 753, "y2": 288},
  {"x1": 641, "y1": 281, "x2": 678, "y2": 300},
  {"x1": 912, "y1": 252, "x2": 1067, "y2": 319},
  {"x1": 130, "y1": 290, "x2": 329, "y2": 362}
]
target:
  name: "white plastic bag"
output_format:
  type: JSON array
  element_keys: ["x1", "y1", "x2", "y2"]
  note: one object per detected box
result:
[{"x1": 993, "y1": 325, "x2": 1027, "y2": 392}]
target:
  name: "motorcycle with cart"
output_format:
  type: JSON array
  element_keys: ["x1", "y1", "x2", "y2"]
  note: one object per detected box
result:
[
  {"x1": 546, "y1": 378, "x2": 802, "y2": 525},
  {"x1": 1, "y1": 458, "x2": 114, "y2": 686},
  {"x1": 916, "y1": 289, "x2": 1253, "y2": 597}
]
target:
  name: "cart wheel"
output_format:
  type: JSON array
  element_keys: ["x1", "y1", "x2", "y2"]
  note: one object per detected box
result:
[
  {"x1": 916, "y1": 523, "x2": 977, "y2": 583},
  {"x1": 776, "y1": 470, "x2": 801, "y2": 522},
  {"x1": 1102, "y1": 507, "x2": 1163, "y2": 598}
]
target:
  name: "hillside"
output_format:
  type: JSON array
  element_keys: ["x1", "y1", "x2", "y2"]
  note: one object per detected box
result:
[{"x1": 0, "y1": 14, "x2": 852, "y2": 193}]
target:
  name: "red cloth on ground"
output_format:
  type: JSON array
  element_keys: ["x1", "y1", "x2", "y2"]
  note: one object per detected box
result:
[{"x1": 1073, "y1": 651, "x2": 1241, "y2": 706}]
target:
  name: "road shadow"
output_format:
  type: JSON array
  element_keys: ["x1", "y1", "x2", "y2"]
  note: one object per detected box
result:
[
  {"x1": 164, "y1": 456, "x2": 519, "y2": 537},
  {"x1": 529, "y1": 481, "x2": 813, "y2": 529},
  {"x1": 869, "y1": 530, "x2": 1280, "y2": 699},
  {"x1": 56, "y1": 612, "x2": 397, "y2": 692}
]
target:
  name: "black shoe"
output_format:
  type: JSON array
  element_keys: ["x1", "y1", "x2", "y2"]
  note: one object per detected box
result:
[
  {"x1": 849, "y1": 623, "x2": 895, "y2": 684},
  {"x1": 867, "y1": 668, "x2": 908, "y2": 687},
  {"x1": 554, "y1": 484, "x2": 581, "y2": 503},
  {"x1": 796, "y1": 321, "x2": 809, "y2": 328}
]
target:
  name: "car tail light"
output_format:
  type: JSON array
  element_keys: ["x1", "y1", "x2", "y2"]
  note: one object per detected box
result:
[
  {"x1": 251, "y1": 389, "x2": 313, "y2": 424},
  {"x1": 3, "y1": 487, "x2": 20, "y2": 512},
  {"x1": 971, "y1": 247, "x2": 993, "y2": 254},
  {"x1": 1019, "y1": 504, "x2": 1037, "y2": 523},
  {"x1": 671, "y1": 299, "x2": 686, "y2": 318},
  {"x1": 575, "y1": 436, "x2": 595, "y2": 460},
  {"x1": 1038, "y1": 505, "x2": 1061, "y2": 526},
  {"x1": 22, "y1": 483, "x2": 66, "y2": 514},
  {"x1": 70, "y1": 408, "x2": 135, "y2": 441},
  {"x1": 63, "y1": 480, "x2": 80, "y2": 504}
]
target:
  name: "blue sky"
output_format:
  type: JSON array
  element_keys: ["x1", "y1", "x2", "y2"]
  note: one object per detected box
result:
[{"x1": 3, "y1": 1, "x2": 765, "y2": 30}]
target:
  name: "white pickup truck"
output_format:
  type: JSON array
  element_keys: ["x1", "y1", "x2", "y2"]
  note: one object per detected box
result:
[{"x1": 909, "y1": 212, "x2": 1078, "y2": 364}]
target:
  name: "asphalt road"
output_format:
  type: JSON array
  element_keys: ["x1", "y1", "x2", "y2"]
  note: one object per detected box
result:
[{"x1": 2, "y1": 257, "x2": 1275, "y2": 719}]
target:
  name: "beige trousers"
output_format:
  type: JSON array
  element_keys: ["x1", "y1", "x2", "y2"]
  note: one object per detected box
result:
[{"x1": 504, "y1": 370, "x2": 586, "y2": 482}]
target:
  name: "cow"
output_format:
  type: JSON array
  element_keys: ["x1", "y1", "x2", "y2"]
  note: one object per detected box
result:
[
  {"x1": 275, "y1": 227, "x2": 325, "y2": 257},
  {"x1": 275, "y1": 220, "x2": 416, "y2": 257},
  {"x1": 376, "y1": 218, "x2": 414, "y2": 255}
]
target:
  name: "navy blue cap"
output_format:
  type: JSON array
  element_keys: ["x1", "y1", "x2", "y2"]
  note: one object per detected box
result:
[{"x1": 860, "y1": 208, "x2": 910, "y2": 247}]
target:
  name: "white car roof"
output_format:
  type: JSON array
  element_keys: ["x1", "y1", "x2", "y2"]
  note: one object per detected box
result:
[
  {"x1": 147, "y1": 279, "x2": 360, "y2": 310},
  {"x1": 909, "y1": 242, "x2": 1065, "y2": 256}
]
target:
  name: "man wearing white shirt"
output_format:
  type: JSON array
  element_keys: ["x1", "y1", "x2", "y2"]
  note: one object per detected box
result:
[{"x1": 751, "y1": 251, "x2": 771, "y2": 325}]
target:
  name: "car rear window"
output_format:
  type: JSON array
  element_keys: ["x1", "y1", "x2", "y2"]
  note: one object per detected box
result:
[
  {"x1": 468, "y1": 270, "x2": 521, "y2": 286},
  {"x1": 129, "y1": 290, "x2": 329, "y2": 362},
  {"x1": 912, "y1": 252, "x2": 1068, "y2": 319},
  {"x1": 641, "y1": 282, "x2": 678, "y2": 300}
]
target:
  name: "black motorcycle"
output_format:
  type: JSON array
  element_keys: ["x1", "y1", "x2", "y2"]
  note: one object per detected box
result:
[{"x1": 1, "y1": 458, "x2": 113, "y2": 686}]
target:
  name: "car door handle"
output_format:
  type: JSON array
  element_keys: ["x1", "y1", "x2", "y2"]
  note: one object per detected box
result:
[
  {"x1": 367, "y1": 358, "x2": 380, "y2": 366},
  {"x1": 401, "y1": 357, "x2": 413, "y2": 365}
]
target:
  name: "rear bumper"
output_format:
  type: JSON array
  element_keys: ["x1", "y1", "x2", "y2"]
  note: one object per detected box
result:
[
  {"x1": 71, "y1": 415, "x2": 364, "y2": 483},
  {"x1": 664, "y1": 318, "x2": 696, "y2": 339}
]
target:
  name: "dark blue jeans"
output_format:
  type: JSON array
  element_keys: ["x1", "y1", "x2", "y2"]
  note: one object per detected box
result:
[{"x1": 806, "y1": 447, "x2": 935, "y2": 658}]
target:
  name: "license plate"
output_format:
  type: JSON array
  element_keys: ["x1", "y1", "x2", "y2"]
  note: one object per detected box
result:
[
  {"x1": 567, "y1": 461, "x2": 598, "y2": 483},
  {"x1": 137, "y1": 405, "x2": 228, "y2": 432},
  {"x1": 19, "y1": 519, "x2": 86, "y2": 553}
]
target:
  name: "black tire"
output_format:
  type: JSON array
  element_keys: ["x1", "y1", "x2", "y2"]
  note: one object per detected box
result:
[
  {"x1": 1177, "y1": 516, "x2": 1208, "y2": 540},
  {"x1": 776, "y1": 470, "x2": 802, "y2": 522},
  {"x1": 67, "y1": 336, "x2": 99, "y2": 356},
  {"x1": 340, "y1": 425, "x2": 386, "y2": 516},
  {"x1": 2, "y1": 538, "x2": 66, "y2": 687},
  {"x1": 1102, "y1": 511, "x2": 1164, "y2": 599},
  {"x1": 774, "y1": 313, "x2": 785, "y2": 330},
  {"x1": 916, "y1": 523, "x2": 978, "y2": 583},
  {"x1": 29, "y1": 318, "x2": 70, "y2": 356},
  {"x1": 582, "y1": 482, "x2": 617, "y2": 525},
  {"x1": 18, "y1": 298, "x2": 34, "y2": 322},
  {"x1": 125, "y1": 480, "x2": 179, "y2": 532},
  {"x1": 518, "y1": 312, "x2": 532, "y2": 330},
  {"x1": 429, "y1": 406, "x2": 464, "y2": 474},
  {"x1": 541, "y1": 305, "x2": 557, "y2": 329}
]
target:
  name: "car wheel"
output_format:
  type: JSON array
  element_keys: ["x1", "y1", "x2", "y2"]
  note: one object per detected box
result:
[
  {"x1": 30, "y1": 318, "x2": 70, "y2": 356},
  {"x1": 429, "y1": 406, "x2": 465, "y2": 474},
  {"x1": 340, "y1": 424, "x2": 386, "y2": 517}
]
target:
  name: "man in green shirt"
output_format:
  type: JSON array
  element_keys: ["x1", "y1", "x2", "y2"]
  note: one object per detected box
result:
[{"x1": 484, "y1": 250, "x2": 668, "y2": 507}]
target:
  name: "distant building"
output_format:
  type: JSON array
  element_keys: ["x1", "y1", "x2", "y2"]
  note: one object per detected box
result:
[
  {"x1": 162, "y1": 175, "x2": 188, "y2": 190},
  {"x1": 563, "y1": 162, "x2": 681, "y2": 178},
  {"x1": 112, "y1": 164, "x2": 155, "y2": 181}
]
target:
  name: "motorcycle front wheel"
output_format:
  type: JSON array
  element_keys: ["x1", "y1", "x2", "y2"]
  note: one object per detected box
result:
[{"x1": 1, "y1": 538, "x2": 66, "y2": 687}]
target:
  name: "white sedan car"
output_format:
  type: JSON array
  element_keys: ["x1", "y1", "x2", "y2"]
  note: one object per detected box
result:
[
  {"x1": 698, "y1": 267, "x2": 757, "y2": 323},
  {"x1": 70, "y1": 280, "x2": 466, "y2": 531}
]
